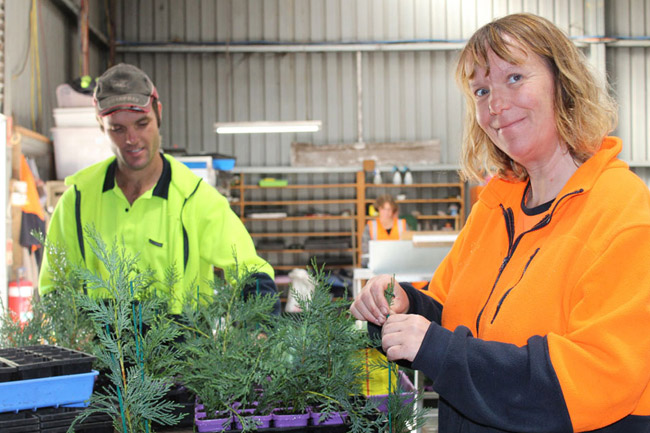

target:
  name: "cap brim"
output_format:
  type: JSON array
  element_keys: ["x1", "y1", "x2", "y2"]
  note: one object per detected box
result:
[{"x1": 97, "y1": 94, "x2": 152, "y2": 116}]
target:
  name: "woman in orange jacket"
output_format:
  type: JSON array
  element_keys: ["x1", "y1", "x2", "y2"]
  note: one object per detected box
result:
[
  {"x1": 360, "y1": 194, "x2": 407, "y2": 268},
  {"x1": 351, "y1": 13, "x2": 650, "y2": 433}
]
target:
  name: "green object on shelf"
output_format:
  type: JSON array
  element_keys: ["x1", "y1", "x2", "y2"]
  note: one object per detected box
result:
[{"x1": 259, "y1": 178, "x2": 288, "y2": 187}]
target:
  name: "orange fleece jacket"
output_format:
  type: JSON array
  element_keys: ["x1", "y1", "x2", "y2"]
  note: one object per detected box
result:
[{"x1": 423, "y1": 137, "x2": 650, "y2": 431}]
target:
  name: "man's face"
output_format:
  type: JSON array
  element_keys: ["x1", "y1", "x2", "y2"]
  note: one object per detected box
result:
[{"x1": 102, "y1": 109, "x2": 161, "y2": 173}]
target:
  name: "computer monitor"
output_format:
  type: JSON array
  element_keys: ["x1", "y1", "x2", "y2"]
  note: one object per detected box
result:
[{"x1": 368, "y1": 240, "x2": 452, "y2": 281}]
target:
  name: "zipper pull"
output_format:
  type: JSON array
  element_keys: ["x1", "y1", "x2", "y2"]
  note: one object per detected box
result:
[{"x1": 500, "y1": 256, "x2": 510, "y2": 271}]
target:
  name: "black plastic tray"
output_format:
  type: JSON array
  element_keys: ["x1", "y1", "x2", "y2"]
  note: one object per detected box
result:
[
  {"x1": 0, "y1": 412, "x2": 39, "y2": 430},
  {"x1": 35, "y1": 407, "x2": 113, "y2": 433},
  {"x1": 0, "y1": 346, "x2": 95, "y2": 383},
  {"x1": 22, "y1": 345, "x2": 95, "y2": 376}
]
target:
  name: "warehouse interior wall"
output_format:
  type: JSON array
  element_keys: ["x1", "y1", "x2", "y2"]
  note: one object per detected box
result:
[
  {"x1": 111, "y1": 0, "x2": 598, "y2": 168},
  {"x1": 3, "y1": 0, "x2": 650, "y2": 307},
  {"x1": 3, "y1": 0, "x2": 650, "y2": 174},
  {"x1": 4, "y1": 0, "x2": 108, "y2": 138}
]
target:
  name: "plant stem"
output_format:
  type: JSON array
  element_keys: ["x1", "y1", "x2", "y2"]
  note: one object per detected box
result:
[{"x1": 170, "y1": 319, "x2": 210, "y2": 339}]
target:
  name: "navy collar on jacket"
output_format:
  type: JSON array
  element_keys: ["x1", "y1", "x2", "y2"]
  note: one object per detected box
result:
[{"x1": 102, "y1": 153, "x2": 171, "y2": 199}]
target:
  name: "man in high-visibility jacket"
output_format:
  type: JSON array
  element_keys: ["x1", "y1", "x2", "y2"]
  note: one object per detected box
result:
[{"x1": 39, "y1": 63, "x2": 280, "y2": 315}]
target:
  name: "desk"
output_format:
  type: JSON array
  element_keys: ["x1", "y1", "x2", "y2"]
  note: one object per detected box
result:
[{"x1": 352, "y1": 268, "x2": 433, "y2": 298}]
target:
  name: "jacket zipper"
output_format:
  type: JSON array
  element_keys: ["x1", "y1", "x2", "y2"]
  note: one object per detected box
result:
[
  {"x1": 181, "y1": 179, "x2": 203, "y2": 271},
  {"x1": 490, "y1": 248, "x2": 540, "y2": 324},
  {"x1": 474, "y1": 188, "x2": 583, "y2": 336}
]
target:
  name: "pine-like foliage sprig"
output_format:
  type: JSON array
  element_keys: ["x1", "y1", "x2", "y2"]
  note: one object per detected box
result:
[
  {"x1": 179, "y1": 256, "x2": 278, "y2": 427},
  {"x1": 265, "y1": 260, "x2": 381, "y2": 432},
  {"x1": 70, "y1": 226, "x2": 184, "y2": 433}
]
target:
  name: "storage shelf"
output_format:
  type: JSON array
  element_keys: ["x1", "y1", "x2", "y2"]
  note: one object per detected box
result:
[
  {"x1": 242, "y1": 183, "x2": 357, "y2": 190},
  {"x1": 243, "y1": 215, "x2": 355, "y2": 222},
  {"x1": 258, "y1": 248, "x2": 357, "y2": 254},
  {"x1": 367, "y1": 182, "x2": 462, "y2": 188},
  {"x1": 365, "y1": 198, "x2": 461, "y2": 204},
  {"x1": 250, "y1": 232, "x2": 352, "y2": 238},
  {"x1": 245, "y1": 199, "x2": 357, "y2": 206},
  {"x1": 273, "y1": 264, "x2": 354, "y2": 271},
  {"x1": 364, "y1": 215, "x2": 460, "y2": 221},
  {"x1": 231, "y1": 167, "x2": 466, "y2": 275}
]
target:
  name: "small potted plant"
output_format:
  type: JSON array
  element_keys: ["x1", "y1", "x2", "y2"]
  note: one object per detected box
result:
[
  {"x1": 47, "y1": 227, "x2": 185, "y2": 433},
  {"x1": 264, "y1": 263, "x2": 381, "y2": 430},
  {"x1": 179, "y1": 261, "x2": 279, "y2": 432}
]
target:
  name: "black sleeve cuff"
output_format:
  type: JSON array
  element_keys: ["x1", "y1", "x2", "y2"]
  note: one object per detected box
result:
[{"x1": 243, "y1": 272, "x2": 282, "y2": 315}]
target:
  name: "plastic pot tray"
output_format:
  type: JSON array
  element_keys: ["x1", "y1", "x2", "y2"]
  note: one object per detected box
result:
[
  {"x1": 0, "y1": 370, "x2": 98, "y2": 413},
  {"x1": 0, "y1": 411, "x2": 39, "y2": 433},
  {"x1": 367, "y1": 371, "x2": 416, "y2": 413},
  {"x1": 0, "y1": 345, "x2": 95, "y2": 382},
  {"x1": 35, "y1": 407, "x2": 113, "y2": 433}
]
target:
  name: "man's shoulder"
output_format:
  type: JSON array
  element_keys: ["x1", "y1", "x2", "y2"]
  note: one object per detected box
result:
[
  {"x1": 165, "y1": 154, "x2": 225, "y2": 201},
  {"x1": 64, "y1": 156, "x2": 116, "y2": 189}
]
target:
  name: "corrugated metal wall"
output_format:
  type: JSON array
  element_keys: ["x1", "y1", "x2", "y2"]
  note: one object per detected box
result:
[
  {"x1": 113, "y1": 0, "x2": 592, "y2": 167},
  {"x1": 4, "y1": 0, "x2": 106, "y2": 138},
  {"x1": 607, "y1": 0, "x2": 650, "y2": 167}
]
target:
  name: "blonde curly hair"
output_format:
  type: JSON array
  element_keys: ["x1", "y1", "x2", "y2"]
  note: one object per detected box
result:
[{"x1": 455, "y1": 13, "x2": 618, "y2": 182}]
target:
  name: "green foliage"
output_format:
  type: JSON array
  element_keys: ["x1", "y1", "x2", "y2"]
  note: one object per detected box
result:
[
  {"x1": 384, "y1": 275, "x2": 396, "y2": 309},
  {"x1": 0, "y1": 296, "x2": 49, "y2": 347},
  {"x1": 0, "y1": 233, "x2": 95, "y2": 353},
  {"x1": 179, "y1": 259, "x2": 279, "y2": 431},
  {"x1": 383, "y1": 383, "x2": 429, "y2": 433},
  {"x1": 264, "y1": 262, "x2": 382, "y2": 432},
  {"x1": 68, "y1": 226, "x2": 184, "y2": 433}
]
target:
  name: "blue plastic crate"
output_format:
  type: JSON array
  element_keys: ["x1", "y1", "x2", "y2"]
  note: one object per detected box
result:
[
  {"x1": 212, "y1": 157, "x2": 235, "y2": 171},
  {"x1": 0, "y1": 370, "x2": 98, "y2": 413}
]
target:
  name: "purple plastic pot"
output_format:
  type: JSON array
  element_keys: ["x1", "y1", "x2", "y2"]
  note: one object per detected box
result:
[
  {"x1": 367, "y1": 371, "x2": 416, "y2": 413},
  {"x1": 194, "y1": 401, "x2": 231, "y2": 432},
  {"x1": 195, "y1": 412, "x2": 231, "y2": 433},
  {"x1": 309, "y1": 409, "x2": 348, "y2": 426},
  {"x1": 233, "y1": 409, "x2": 273, "y2": 430},
  {"x1": 271, "y1": 409, "x2": 310, "y2": 428}
]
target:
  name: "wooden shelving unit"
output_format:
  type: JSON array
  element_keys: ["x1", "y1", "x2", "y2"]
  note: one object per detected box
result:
[
  {"x1": 229, "y1": 166, "x2": 465, "y2": 276},
  {"x1": 230, "y1": 168, "x2": 359, "y2": 274}
]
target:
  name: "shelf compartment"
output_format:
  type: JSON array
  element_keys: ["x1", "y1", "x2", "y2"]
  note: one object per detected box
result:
[
  {"x1": 251, "y1": 232, "x2": 352, "y2": 238},
  {"x1": 273, "y1": 264, "x2": 354, "y2": 271},
  {"x1": 364, "y1": 198, "x2": 460, "y2": 204},
  {"x1": 243, "y1": 215, "x2": 355, "y2": 222},
  {"x1": 366, "y1": 182, "x2": 462, "y2": 188},
  {"x1": 245, "y1": 199, "x2": 357, "y2": 206},
  {"x1": 258, "y1": 248, "x2": 357, "y2": 254},
  {"x1": 242, "y1": 183, "x2": 357, "y2": 190}
]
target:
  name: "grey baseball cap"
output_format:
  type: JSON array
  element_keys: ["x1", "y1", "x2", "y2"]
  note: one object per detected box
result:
[{"x1": 93, "y1": 63, "x2": 158, "y2": 116}]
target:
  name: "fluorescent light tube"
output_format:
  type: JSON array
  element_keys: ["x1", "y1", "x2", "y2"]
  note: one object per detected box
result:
[{"x1": 214, "y1": 120, "x2": 322, "y2": 134}]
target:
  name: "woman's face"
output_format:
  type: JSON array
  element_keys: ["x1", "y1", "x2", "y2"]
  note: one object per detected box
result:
[
  {"x1": 469, "y1": 44, "x2": 562, "y2": 171},
  {"x1": 378, "y1": 202, "x2": 396, "y2": 222}
]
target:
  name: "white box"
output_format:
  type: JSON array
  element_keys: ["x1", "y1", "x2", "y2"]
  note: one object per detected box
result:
[
  {"x1": 51, "y1": 127, "x2": 113, "y2": 179},
  {"x1": 53, "y1": 107, "x2": 98, "y2": 127},
  {"x1": 56, "y1": 83, "x2": 94, "y2": 108},
  {"x1": 176, "y1": 156, "x2": 216, "y2": 186}
]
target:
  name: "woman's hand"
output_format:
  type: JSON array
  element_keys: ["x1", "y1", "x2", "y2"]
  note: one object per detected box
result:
[
  {"x1": 350, "y1": 274, "x2": 410, "y2": 326},
  {"x1": 381, "y1": 314, "x2": 430, "y2": 362}
]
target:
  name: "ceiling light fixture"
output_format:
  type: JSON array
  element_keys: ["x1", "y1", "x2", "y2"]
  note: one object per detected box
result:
[{"x1": 215, "y1": 120, "x2": 322, "y2": 134}]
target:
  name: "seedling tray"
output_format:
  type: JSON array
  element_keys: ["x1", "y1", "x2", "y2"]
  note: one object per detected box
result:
[
  {"x1": 0, "y1": 412, "x2": 39, "y2": 433},
  {"x1": 0, "y1": 346, "x2": 95, "y2": 383},
  {"x1": 0, "y1": 370, "x2": 98, "y2": 413},
  {"x1": 35, "y1": 407, "x2": 113, "y2": 433},
  {"x1": 196, "y1": 424, "x2": 349, "y2": 433},
  {"x1": 21, "y1": 345, "x2": 96, "y2": 377}
]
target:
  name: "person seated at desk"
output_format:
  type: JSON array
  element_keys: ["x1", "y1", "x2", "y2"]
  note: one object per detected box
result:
[
  {"x1": 361, "y1": 194, "x2": 428, "y2": 291},
  {"x1": 361, "y1": 194, "x2": 407, "y2": 268}
]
